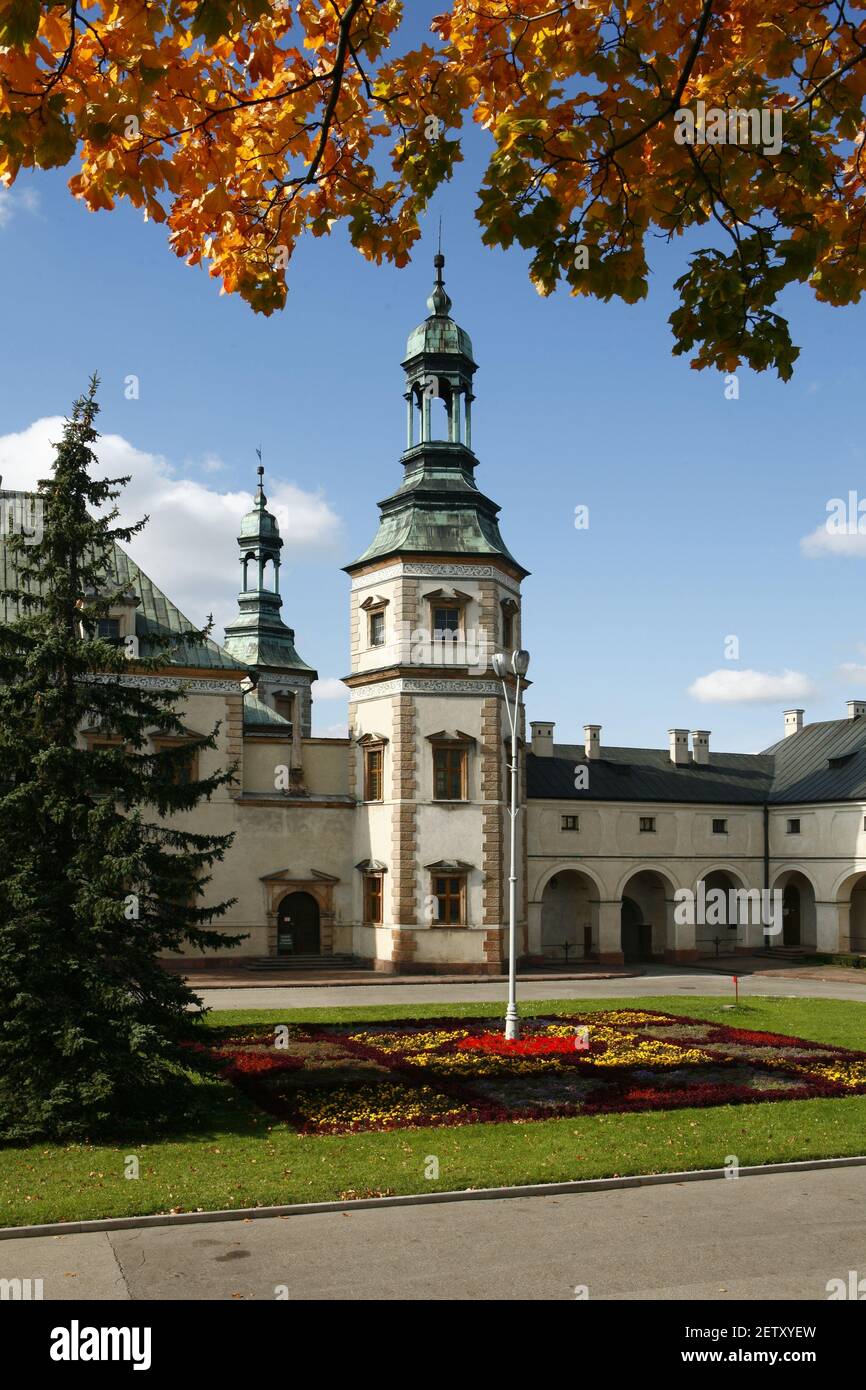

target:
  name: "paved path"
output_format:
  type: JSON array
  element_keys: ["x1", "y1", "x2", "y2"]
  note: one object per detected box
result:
[
  {"x1": 197, "y1": 964, "x2": 866, "y2": 1010},
  {"x1": 4, "y1": 1167, "x2": 864, "y2": 1300}
]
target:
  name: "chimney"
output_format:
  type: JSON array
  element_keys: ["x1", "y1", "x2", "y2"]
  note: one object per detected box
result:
[
  {"x1": 784, "y1": 708, "x2": 804, "y2": 738},
  {"x1": 691, "y1": 730, "x2": 711, "y2": 765},
  {"x1": 847, "y1": 701, "x2": 866, "y2": 720},
  {"x1": 530, "y1": 721, "x2": 554, "y2": 757},
  {"x1": 669, "y1": 728, "x2": 689, "y2": 765},
  {"x1": 584, "y1": 724, "x2": 601, "y2": 760}
]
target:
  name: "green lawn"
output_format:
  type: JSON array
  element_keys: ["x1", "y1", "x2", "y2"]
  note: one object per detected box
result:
[{"x1": 1, "y1": 996, "x2": 865, "y2": 1230}]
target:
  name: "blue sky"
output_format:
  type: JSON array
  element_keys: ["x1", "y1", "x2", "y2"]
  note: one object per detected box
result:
[{"x1": 1, "y1": 4, "x2": 865, "y2": 750}]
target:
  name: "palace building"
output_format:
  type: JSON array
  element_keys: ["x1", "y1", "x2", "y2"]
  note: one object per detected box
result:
[{"x1": 5, "y1": 258, "x2": 866, "y2": 971}]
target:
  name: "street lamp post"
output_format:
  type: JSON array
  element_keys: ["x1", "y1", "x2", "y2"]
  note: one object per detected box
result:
[{"x1": 492, "y1": 648, "x2": 530, "y2": 1041}]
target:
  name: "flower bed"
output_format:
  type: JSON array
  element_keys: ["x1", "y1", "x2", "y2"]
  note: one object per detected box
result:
[{"x1": 206, "y1": 1010, "x2": 866, "y2": 1135}]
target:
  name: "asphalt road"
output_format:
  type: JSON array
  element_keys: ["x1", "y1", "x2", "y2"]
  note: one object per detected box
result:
[
  {"x1": 195, "y1": 964, "x2": 866, "y2": 1010},
  {"x1": 4, "y1": 1166, "x2": 865, "y2": 1301}
]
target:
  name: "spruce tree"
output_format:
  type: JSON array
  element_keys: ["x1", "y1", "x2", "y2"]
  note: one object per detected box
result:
[{"x1": 0, "y1": 378, "x2": 242, "y2": 1141}]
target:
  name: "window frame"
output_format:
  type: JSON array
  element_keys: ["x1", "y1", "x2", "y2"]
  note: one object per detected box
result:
[
  {"x1": 561, "y1": 814, "x2": 579, "y2": 832},
  {"x1": 432, "y1": 743, "x2": 468, "y2": 801},
  {"x1": 639, "y1": 815, "x2": 656, "y2": 833},
  {"x1": 152, "y1": 734, "x2": 199, "y2": 785},
  {"x1": 431, "y1": 873, "x2": 466, "y2": 927},
  {"x1": 368, "y1": 608, "x2": 386, "y2": 648},
  {"x1": 712, "y1": 817, "x2": 728, "y2": 835},
  {"x1": 430, "y1": 602, "x2": 463, "y2": 639},
  {"x1": 363, "y1": 873, "x2": 384, "y2": 925},
  {"x1": 786, "y1": 817, "x2": 801, "y2": 835},
  {"x1": 363, "y1": 744, "x2": 384, "y2": 802}
]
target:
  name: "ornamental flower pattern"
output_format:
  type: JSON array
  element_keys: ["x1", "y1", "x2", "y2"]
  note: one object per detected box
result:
[{"x1": 206, "y1": 1010, "x2": 866, "y2": 1136}]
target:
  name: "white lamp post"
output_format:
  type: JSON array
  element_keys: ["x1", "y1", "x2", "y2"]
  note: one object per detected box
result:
[{"x1": 492, "y1": 647, "x2": 530, "y2": 1040}]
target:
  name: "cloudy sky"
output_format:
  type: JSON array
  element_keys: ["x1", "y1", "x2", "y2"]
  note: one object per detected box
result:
[{"x1": 2, "y1": 2, "x2": 866, "y2": 748}]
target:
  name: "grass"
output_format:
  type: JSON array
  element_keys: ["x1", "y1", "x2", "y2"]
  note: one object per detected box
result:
[{"x1": 1, "y1": 995, "x2": 865, "y2": 1230}]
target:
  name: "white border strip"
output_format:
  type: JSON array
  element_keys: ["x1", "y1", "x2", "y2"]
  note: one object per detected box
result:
[{"x1": 3, "y1": 1154, "x2": 865, "y2": 1241}]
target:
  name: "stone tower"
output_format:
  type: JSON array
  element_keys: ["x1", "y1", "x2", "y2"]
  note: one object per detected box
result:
[{"x1": 344, "y1": 256, "x2": 529, "y2": 973}]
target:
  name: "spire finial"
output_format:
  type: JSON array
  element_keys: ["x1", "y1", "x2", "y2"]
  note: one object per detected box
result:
[
  {"x1": 255, "y1": 448, "x2": 266, "y2": 507},
  {"x1": 428, "y1": 242, "x2": 451, "y2": 317}
]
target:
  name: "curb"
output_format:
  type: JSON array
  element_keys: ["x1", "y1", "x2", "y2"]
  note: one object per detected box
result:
[
  {"x1": 3, "y1": 1153, "x2": 865, "y2": 1241},
  {"x1": 187, "y1": 971, "x2": 644, "y2": 990}
]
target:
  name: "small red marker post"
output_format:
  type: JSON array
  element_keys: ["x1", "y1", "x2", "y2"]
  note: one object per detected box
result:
[{"x1": 733, "y1": 974, "x2": 739, "y2": 1005}]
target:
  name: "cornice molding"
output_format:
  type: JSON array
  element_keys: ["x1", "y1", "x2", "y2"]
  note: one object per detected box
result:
[
  {"x1": 349, "y1": 677, "x2": 504, "y2": 702},
  {"x1": 351, "y1": 561, "x2": 522, "y2": 596}
]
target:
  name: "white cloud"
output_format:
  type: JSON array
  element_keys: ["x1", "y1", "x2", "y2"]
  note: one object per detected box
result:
[
  {"x1": 839, "y1": 661, "x2": 866, "y2": 681},
  {"x1": 0, "y1": 416, "x2": 342, "y2": 639},
  {"x1": 801, "y1": 525, "x2": 866, "y2": 558},
  {"x1": 0, "y1": 185, "x2": 40, "y2": 228},
  {"x1": 688, "y1": 668, "x2": 816, "y2": 704},
  {"x1": 312, "y1": 677, "x2": 347, "y2": 701}
]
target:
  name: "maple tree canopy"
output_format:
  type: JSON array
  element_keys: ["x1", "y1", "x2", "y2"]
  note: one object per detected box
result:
[{"x1": 2, "y1": 1, "x2": 865, "y2": 378}]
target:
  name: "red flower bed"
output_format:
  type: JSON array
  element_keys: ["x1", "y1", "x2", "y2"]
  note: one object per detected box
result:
[
  {"x1": 206, "y1": 1009, "x2": 866, "y2": 1135},
  {"x1": 457, "y1": 1033, "x2": 581, "y2": 1056}
]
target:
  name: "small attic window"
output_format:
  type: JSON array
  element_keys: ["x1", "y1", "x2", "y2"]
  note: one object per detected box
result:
[
  {"x1": 274, "y1": 692, "x2": 295, "y2": 727},
  {"x1": 829, "y1": 753, "x2": 855, "y2": 769}
]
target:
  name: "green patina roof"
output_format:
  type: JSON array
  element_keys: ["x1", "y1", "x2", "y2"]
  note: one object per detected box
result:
[
  {"x1": 223, "y1": 468, "x2": 317, "y2": 678},
  {"x1": 404, "y1": 263, "x2": 475, "y2": 364},
  {"x1": 243, "y1": 691, "x2": 292, "y2": 728},
  {"x1": 349, "y1": 443, "x2": 527, "y2": 574},
  {"x1": 222, "y1": 611, "x2": 317, "y2": 675},
  {"x1": 349, "y1": 258, "x2": 527, "y2": 577},
  {"x1": 0, "y1": 490, "x2": 246, "y2": 673}
]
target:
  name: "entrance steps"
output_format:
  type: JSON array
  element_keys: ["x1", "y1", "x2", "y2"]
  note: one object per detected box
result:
[
  {"x1": 242, "y1": 954, "x2": 365, "y2": 972},
  {"x1": 755, "y1": 946, "x2": 811, "y2": 960}
]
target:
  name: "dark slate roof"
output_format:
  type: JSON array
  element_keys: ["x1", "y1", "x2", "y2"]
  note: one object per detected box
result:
[
  {"x1": 0, "y1": 489, "x2": 247, "y2": 673},
  {"x1": 763, "y1": 718, "x2": 866, "y2": 803},
  {"x1": 528, "y1": 744, "x2": 775, "y2": 805},
  {"x1": 528, "y1": 716, "x2": 866, "y2": 806}
]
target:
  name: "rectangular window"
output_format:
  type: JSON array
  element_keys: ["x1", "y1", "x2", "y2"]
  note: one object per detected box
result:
[
  {"x1": 96, "y1": 617, "x2": 121, "y2": 643},
  {"x1": 712, "y1": 818, "x2": 728, "y2": 834},
  {"x1": 432, "y1": 604, "x2": 461, "y2": 637},
  {"x1": 369, "y1": 610, "x2": 385, "y2": 647},
  {"x1": 639, "y1": 816, "x2": 656, "y2": 833},
  {"x1": 363, "y1": 874, "x2": 383, "y2": 925},
  {"x1": 153, "y1": 737, "x2": 198, "y2": 785},
  {"x1": 561, "y1": 815, "x2": 579, "y2": 832},
  {"x1": 274, "y1": 692, "x2": 295, "y2": 727},
  {"x1": 433, "y1": 875, "x2": 465, "y2": 926},
  {"x1": 502, "y1": 609, "x2": 514, "y2": 649},
  {"x1": 364, "y1": 747, "x2": 383, "y2": 801},
  {"x1": 433, "y1": 746, "x2": 467, "y2": 800},
  {"x1": 787, "y1": 817, "x2": 801, "y2": 834}
]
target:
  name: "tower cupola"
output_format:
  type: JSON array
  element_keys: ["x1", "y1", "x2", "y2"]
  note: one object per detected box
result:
[
  {"x1": 347, "y1": 256, "x2": 527, "y2": 576},
  {"x1": 224, "y1": 466, "x2": 317, "y2": 725}
]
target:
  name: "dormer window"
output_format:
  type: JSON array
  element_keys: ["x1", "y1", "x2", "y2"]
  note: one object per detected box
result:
[{"x1": 96, "y1": 618, "x2": 121, "y2": 644}]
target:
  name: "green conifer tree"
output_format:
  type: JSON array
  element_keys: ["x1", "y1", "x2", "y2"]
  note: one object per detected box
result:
[{"x1": 0, "y1": 378, "x2": 242, "y2": 1140}]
